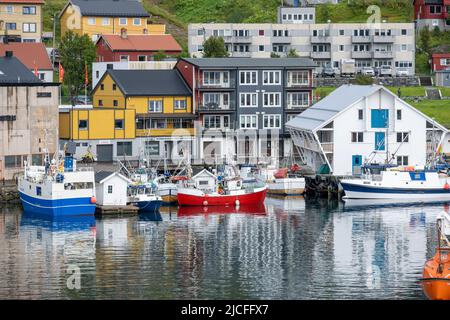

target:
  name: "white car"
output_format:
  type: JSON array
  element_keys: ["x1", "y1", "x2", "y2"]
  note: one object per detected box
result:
[
  {"x1": 360, "y1": 67, "x2": 375, "y2": 76},
  {"x1": 396, "y1": 69, "x2": 409, "y2": 77}
]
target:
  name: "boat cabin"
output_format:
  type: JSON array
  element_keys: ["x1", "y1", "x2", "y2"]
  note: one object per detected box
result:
[
  {"x1": 95, "y1": 171, "x2": 131, "y2": 206},
  {"x1": 191, "y1": 169, "x2": 217, "y2": 193}
]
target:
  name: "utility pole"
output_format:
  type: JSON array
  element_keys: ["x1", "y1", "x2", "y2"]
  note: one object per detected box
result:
[{"x1": 52, "y1": 12, "x2": 57, "y2": 67}]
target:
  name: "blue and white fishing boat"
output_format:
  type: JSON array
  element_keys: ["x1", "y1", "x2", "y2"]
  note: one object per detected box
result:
[
  {"x1": 341, "y1": 166, "x2": 450, "y2": 200},
  {"x1": 18, "y1": 152, "x2": 97, "y2": 216},
  {"x1": 128, "y1": 183, "x2": 163, "y2": 212}
]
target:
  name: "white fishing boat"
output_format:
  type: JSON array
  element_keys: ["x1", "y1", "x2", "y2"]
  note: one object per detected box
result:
[
  {"x1": 153, "y1": 175, "x2": 178, "y2": 205},
  {"x1": 128, "y1": 183, "x2": 162, "y2": 212},
  {"x1": 341, "y1": 166, "x2": 450, "y2": 200},
  {"x1": 266, "y1": 167, "x2": 305, "y2": 196},
  {"x1": 18, "y1": 151, "x2": 96, "y2": 216}
]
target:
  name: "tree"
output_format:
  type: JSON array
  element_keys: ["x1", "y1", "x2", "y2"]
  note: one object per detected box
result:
[
  {"x1": 419, "y1": 27, "x2": 431, "y2": 56},
  {"x1": 59, "y1": 31, "x2": 96, "y2": 105},
  {"x1": 352, "y1": 74, "x2": 374, "y2": 85},
  {"x1": 270, "y1": 52, "x2": 281, "y2": 58},
  {"x1": 287, "y1": 48, "x2": 300, "y2": 58},
  {"x1": 202, "y1": 36, "x2": 229, "y2": 58},
  {"x1": 153, "y1": 51, "x2": 167, "y2": 61}
]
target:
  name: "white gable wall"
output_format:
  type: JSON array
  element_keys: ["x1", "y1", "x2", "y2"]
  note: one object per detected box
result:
[
  {"x1": 330, "y1": 89, "x2": 429, "y2": 176},
  {"x1": 96, "y1": 175, "x2": 129, "y2": 206}
]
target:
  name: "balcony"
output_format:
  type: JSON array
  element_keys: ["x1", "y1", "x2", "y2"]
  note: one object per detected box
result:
[
  {"x1": 311, "y1": 36, "x2": 331, "y2": 43},
  {"x1": 320, "y1": 143, "x2": 334, "y2": 154},
  {"x1": 230, "y1": 51, "x2": 252, "y2": 58},
  {"x1": 351, "y1": 51, "x2": 372, "y2": 59},
  {"x1": 310, "y1": 51, "x2": 331, "y2": 59},
  {"x1": 373, "y1": 51, "x2": 394, "y2": 59},
  {"x1": 223, "y1": 36, "x2": 252, "y2": 43},
  {"x1": 352, "y1": 36, "x2": 373, "y2": 43},
  {"x1": 373, "y1": 35, "x2": 394, "y2": 43},
  {"x1": 197, "y1": 103, "x2": 235, "y2": 113},
  {"x1": 272, "y1": 36, "x2": 292, "y2": 44},
  {"x1": 286, "y1": 104, "x2": 309, "y2": 111},
  {"x1": 197, "y1": 79, "x2": 236, "y2": 90},
  {"x1": 136, "y1": 128, "x2": 195, "y2": 137}
]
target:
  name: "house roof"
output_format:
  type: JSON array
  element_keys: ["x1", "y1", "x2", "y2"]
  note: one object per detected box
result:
[
  {"x1": 0, "y1": 0, "x2": 44, "y2": 3},
  {"x1": 0, "y1": 43, "x2": 52, "y2": 70},
  {"x1": 0, "y1": 55, "x2": 41, "y2": 84},
  {"x1": 98, "y1": 34, "x2": 182, "y2": 52},
  {"x1": 69, "y1": 0, "x2": 150, "y2": 17},
  {"x1": 95, "y1": 171, "x2": 131, "y2": 184},
  {"x1": 181, "y1": 58, "x2": 316, "y2": 69},
  {"x1": 192, "y1": 168, "x2": 216, "y2": 179},
  {"x1": 105, "y1": 69, "x2": 191, "y2": 96},
  {"x1": 285, "y1": 85, "x2": 383, "y2": 131}
]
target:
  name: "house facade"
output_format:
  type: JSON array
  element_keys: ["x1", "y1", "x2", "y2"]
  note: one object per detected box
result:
[
  {"x1": 286, "y1": 85, "x2": 448, "y2": 176},
  {"x1": 0, "y1": 42, "x2": 53, "y2": 81},
  {"x1": 0, "y1": 0, "x2": 44, "y2": 43},
  {"x1": 432, "y1": 52, "x2": 450, "y2": 72},
  {"x1": 414, "y1": 0, "x2": 450, "y2": 31},
  {"x1": 59, "y1": 0, "x2": 165, "y2": 41},
  {"x1": 435, "y1": 68, "x2": 450, "y2": 86},
  {"x1": 0, "y1": 52, "x2": 59, "y2": 180},
  {"x1": 175, "y1": 58, "x2": 316, "y2": 165},
  {"x1": 95, "y1": 32, "x2": 182, "y2": 63},
  {"x1": 188, "y1": 22, "x2": 415, "y2": 74}
]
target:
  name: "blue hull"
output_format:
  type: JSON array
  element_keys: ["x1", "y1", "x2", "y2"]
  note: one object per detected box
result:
[
  {"x1": 132, "y1": 200, "x2": 163, "y2": 212},
  {"x1": 340, "y1": 182, "x2": 450, "y2": 195},
  {"x1": 19, "y1": 192, "x2": 96, "y2": 217}
]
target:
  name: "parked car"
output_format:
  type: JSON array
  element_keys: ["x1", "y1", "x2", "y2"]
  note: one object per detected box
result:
[
  {"x1": 321, "y1": 67, "x2": 336, "y2": 78},
  {"x1": 360, "y1": 67, "x2": 375, "y2": 76},
  {"x1": 396, "y1": 68, "x2": 409, "y2": 77},
  {"x1": 378, "y1": 65, "x2": 393, "y2": 77}
]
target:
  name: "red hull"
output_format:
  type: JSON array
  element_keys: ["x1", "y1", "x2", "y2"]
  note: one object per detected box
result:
[
  {"x1": 177, "y1": 188, "x2": 267, "y2": 206},
  {"x1": 178, "y1": 204, "x2": 267, "y2": 216}
]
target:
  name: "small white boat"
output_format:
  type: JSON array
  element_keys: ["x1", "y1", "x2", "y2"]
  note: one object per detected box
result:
[
  {"x1": 266, "y1": 168, "x2": 305, "y2": 196},
  {"x1": 341, "y1": 166, "x2": 450, "y2": 200}
]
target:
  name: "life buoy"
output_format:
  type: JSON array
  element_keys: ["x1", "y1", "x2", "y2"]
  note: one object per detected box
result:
[
  {"x1": 444, "y1": 183, "x2": 450, "y2": 190},
  {"x1": 90, "y1": 197, "x2": 97, "y2": 204}
]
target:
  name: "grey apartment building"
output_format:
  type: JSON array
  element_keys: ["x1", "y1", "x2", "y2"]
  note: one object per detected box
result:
[
  {"x1": 189, "y1": 8, "x2": 415, "y2": 75},
  {"x1": 175, "y1": 58, "x2": 316, "y2": 165}
]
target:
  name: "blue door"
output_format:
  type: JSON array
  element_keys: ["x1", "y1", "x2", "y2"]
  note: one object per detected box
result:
[
  {"x1": 375, "y1": 132, "x2": 386, "y2": 151},
  {"x1": 352, "y1": 155, "x2": 363, "y2": 175}
]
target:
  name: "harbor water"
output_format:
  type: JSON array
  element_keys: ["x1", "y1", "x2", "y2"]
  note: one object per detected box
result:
[{"x1": 0, "y1": 197, "x2": 446, "y2": 299}]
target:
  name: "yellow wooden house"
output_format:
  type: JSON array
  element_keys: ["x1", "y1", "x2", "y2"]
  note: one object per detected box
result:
[{"x1": 59, "y1": 0, "x2": 165, "y2": 41}]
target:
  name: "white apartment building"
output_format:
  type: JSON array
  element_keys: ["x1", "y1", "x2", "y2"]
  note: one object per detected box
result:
[{"x1": 189, "y1": 22, "x2": 416, "y2": 75}]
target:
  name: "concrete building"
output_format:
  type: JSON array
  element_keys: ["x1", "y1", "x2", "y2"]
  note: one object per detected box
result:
[
  {"x1": 286, "y1": 85, "x2": 448, "y2": 176},
  {"x1": 175, "y1": 58, "x2": 316, "y2": 165},
  {"x1": 0, "y1": 51, "x2": 59, "y2": 180},
  {"x1": 189, "y1": 22, "x2": 415, "y2": 75},
  {"x1": 414, "y1": 0, "x2": 450, "y2": 31},
  {"x1": 0, "y1": 0, "x2": 44, "y2": 43}
]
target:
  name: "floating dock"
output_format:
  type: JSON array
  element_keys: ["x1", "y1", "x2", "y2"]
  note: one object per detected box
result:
[{"x1": 95, "y1": 205, "x2": 139, "y2": 217}]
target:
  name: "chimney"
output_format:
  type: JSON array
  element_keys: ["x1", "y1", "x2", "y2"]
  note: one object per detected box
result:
[
  {"x1": 120, "y1": 28, "x2": 127, "y2": 39},
  {"x1": 5, "y1": 51, "x2": 13, "y2": 58}
]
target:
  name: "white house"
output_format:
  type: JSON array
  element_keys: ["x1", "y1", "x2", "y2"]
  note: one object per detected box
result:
[
  {"x1": 95, "y1": 171, "x2": 132, "y2": 206},
  {"x1": 286, "y1": 85, "x2": 448, "y2": 176},
  {"x1": 192, "y1": 169, "x2": 217, "y2": 193}
]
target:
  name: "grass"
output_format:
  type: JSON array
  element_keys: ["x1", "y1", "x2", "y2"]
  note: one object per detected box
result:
[
  {"x1": 386, "y1": 86, "x2": 426, "y2": 97},
  {"x1": 409, "y1": 100, "x2": 450, "y2": 129},
  {"x1": 315, "y1": 87, "x2": 337, "y2": 99},
  {"x1": 438, "y1": 87, "x2": 450, "y2": 98}
]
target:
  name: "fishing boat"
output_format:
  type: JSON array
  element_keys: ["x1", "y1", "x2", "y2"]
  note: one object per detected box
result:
[
  {"x1": 18, "y1": 149, "x2": 96, "y2": 216},
  {"x1": 266, "y1": 165, "x2": 305, "y2": 196},
  {"x1": 154, "y1": 175, "x2": 180, "y2": 205},
  {"x1": 128, "y1": 183, "x2": 162, "y2": 212},
  {"x1": 340, "y1": 166, "x2": 450, "y2": 200},
  {"x1": 421, "y1": 213, "x2": 450, "y2": 300}
]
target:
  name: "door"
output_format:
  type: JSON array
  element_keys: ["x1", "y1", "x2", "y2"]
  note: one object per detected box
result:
[
  {"x1": 375, "y1": 132, "x2": 386, "y2": 151},
  {"x1": 97, "y1": 144, "x2": 113, "y2": 162},
  {"x1": 352, "y1": 155, "x2": 363, "y2": 175}
]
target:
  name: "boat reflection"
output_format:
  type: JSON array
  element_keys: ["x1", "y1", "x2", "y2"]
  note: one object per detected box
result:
[
  {"x1": 20, "y1": 211, "x2": 96, "y2": 232},
  {"x1": 343, "y1": 198, "x2": 450, "y2": 211},
  {"x1": 139, "y1": 211, "x2": 163, "y2": 222},
  {"x1": 265, "y1": 195, "x2": 305, "y2": 213},
  {"x1": 177, "y1": 204, "x2": 267, "y2": 216}
]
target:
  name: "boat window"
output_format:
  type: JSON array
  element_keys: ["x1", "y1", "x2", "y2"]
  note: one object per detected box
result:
[
  {"x1": 199, "y1": 180, "x2": 209, "y2": 185},
  {"x1": 36, "y1": 186, "x2": 41, "y2": 196},
  {"x1": 64, "y1": 182, "x2": 93, "y2": 190}
]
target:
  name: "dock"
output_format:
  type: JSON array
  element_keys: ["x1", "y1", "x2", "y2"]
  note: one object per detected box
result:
[{"x1": 95, "y1": 204, "x2": 139, "y2": 217}]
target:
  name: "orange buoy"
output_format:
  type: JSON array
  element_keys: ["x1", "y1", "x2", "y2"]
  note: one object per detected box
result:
[
  {"x1": 421, "y1": 248, "x2": 450, "y2": 300},
  {"x1": 444, "y1": 183, "x2": 450, "y2": 190},
  {"x1": 90, "y1": 197, "x2": 97, "y2": 204}
]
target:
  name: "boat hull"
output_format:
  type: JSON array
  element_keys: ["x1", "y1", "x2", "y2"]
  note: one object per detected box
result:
[
  {"x1": 177, "y1": 187, "x2": 267, "y2": 206},
  {"x1": 131, "y1": 200, "x2": 163, "y2": 212},
  {"x1": 19, "y1": 191, "x2": 96, "y2": 216},
  {"x1": 161, "y1": 195, "x2": 178, "y2": 205},
  {"x1": 341, "y1": 182, "x2": 450, "y2": 200},
  {"x1": 421, "y1": 250, "x2": 450, "y2": 300},
  {"x1": 421, "y1": 279, "x2": 450, "y2": 300}
]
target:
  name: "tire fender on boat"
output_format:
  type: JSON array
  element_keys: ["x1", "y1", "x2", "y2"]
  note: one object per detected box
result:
[
  {"x1": 90, "y1": 197, "x2": 97, "y2": 204},
  {"x1": 235, "y1": 200, "x2": 240, "y2": 207}
]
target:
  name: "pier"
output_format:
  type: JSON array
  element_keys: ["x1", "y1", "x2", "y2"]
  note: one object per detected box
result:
[{"x1": 95, "y1": 205, "x2": 140, "y2": 217}]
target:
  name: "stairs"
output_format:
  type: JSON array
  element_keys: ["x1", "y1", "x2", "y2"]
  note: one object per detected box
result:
[
  {"x1": 420, "y1": 76, "x2": 433, "y2": 86},
  {"x1": 426, "y1": 88, "x2": 441, "y2": 100}
]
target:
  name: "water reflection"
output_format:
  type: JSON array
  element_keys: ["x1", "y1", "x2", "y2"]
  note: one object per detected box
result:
[{"x1": 0, "y1": 200, "x2": 445, "y2": 299}]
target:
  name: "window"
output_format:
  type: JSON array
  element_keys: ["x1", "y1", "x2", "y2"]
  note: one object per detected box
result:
[
  {"x1": 87, "y1": 17, "x2": 95, "y2": 25},
  {"x1": 239, "y1": 71, "x2": 257, "y2": 85},
  {"x1": 263, "y1": 71, "x2": 281, "y2": 85},
  {"x1": 113, "y1": 100, "x2": 118, "y2": 107},
  {"x1": 430, "y1": 5, "x2": 442, "y2": 14},
  {"x1": 197, "y1": 29, "x2": 205, "y2": 36},
  {"x1": 240, "y1": 93, "x2": 257, "y2": 107},
  {"x1": 351, "y1": 132, "x2": 364, "y2": 143},
  {"x1": 117, "y1": 142, "x2": 132, "y2": 156},
  {"x1": 339, "y1": 29, "x2": 345, "y2": 36},
  {"x1": 98, "y1": 100, "x2": 103, "y2": 106},
  {"x1": 287, "y1": 92, "x2": 309, "y2": 108},
  {"x1": 108, "y1": 185, "x2": 113, "y2": 194},
  {"x1": 120, "y1": 55, "x2": 129, "y2": 62},
  {"x1": 23, "y1": 23, "x2": 36, "y2": 33},
  {"x1": 397, "y1": 132, "x2": 409, "y2": 143},
  {"x1": 149, "y1": 99, "x2": 163, "y2": 112},
  {"x1": 401, "y1": 29, "x2": 407, "y2": 36},
  {"x1": 397, "y1": 156, "x2": 409, "y2": 166},
  {"x1": 100, "y1": 84, "x2": 104, "y2": 90},
  {"x1": 5, "y1": 23, "x2": 16, "y2": 30},
  {"x1": 112, "y1": 84, "x2": 117, "y2": 91},
  {"x1": 79, "y1": 120, "x2": 88, "y2": 130},
  {"x1": 204, "y1": 115, "x2": 221, "y2": 129},
  {"x1": 37, "y1": 92, "x2": 51, "y2": 98},
  {"x1": 259, "y1": 30, "x2": 264, "y2": 36},
  {"x1": 263, "y1": 92, "x2": 281, "y2": 107},
  {"x1": 288, "y1": 71, "x2": 309, "y2": 86},
  {"x1": 32, "y1": 154, "x2": 43, "y2": 166},
  {"x1": 339, "y1": 45, "x2": 344, "y2": 52},
  {"x1": 119, "y1": 18, "x2": 127, "y2": 25},
  {"x1": 145, "y1": 141, "x2": 160, "y2": 156},
  {"x1": 259, "y1": 45, "x2": 265, "y2": 52},
  {"x1": 371, "y1": 109, "x2": 389, "y2": 128},
  {"x1": 102, "y1": 18, "x2": 110, "y2": 26},
  {"x1": 138, "y1": 55, "x2": 146, "y2": 61},
  {"x1": 5, "y1": 155, "x2": 24, "y2": 168},
  {"x1": 358, "y1": 109, "x2": 363, "y2": 120},
  {"x1": 133, "y1": 18, "x2": 141, "y2": 25},
  {"x1": 397, "y1": 109, "x2": 402, "y2": 120},
  {"x1": 96, "y1": 71, "x2": 99, "y2": 79},
  {"x1": 240, "y1": 115, "x2": 257, "y2": 129},
  {"x1": 23, "y1": 6, "x2": 36, "y2": 14},
  {"x1": 115, "y1": 119, "x2": 124, "y2": 129},
  {"x1": 203, "y1": 71, "x2": 229, "y2": 86},
  {"x1": 174, "y1": 99, "x2": 187, "y2": 110},
  {"x1": 401, "y1": 44, "x2": 407, "y2": 52},
  {"x1": 263, "y1": 115, "x2": 281, "y2": 129},
  {"x1": 5, "y1": 5, "x2": 13, "y2": 13}
]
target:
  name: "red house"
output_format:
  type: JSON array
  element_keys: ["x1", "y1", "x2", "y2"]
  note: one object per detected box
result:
[
  {"x1": 414, "y1": 0, "x2": 450, "y2": 30},
  {"x1": 95, "y1": 31, "x2": 182, "y2": 62},
  {"x1": 432, "y1": 53, "x2": 450, "y2": 71}
]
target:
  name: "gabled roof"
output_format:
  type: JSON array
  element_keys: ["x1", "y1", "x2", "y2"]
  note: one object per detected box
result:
[
  {"x1": 0, "y1": 55, "x2": 41, "y2": 84},
  {"x1": 286, "y1": 85, "x2": 380, "y2": 131},
  {"x1": 98, "y1": 34, "x2": 182, "y2": 52},
  {"x1": 0, "y1": 43, "x2": 52, "y2": 70},
  {"x1": 192, "y1": 169, "x2": 216, "y2": 180},
  {"x1": 95, "y1": 171, "x2": 131, "y2": 184},
  {"x1": 104, "y1": 69, "x2": 191, "y2": 96},
  {"x1": 181, "y1": 58, "x2": 316, "y2": 69},
  {"x1": 68, "y1": 0, "x2": 150, "y2": 17}
]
